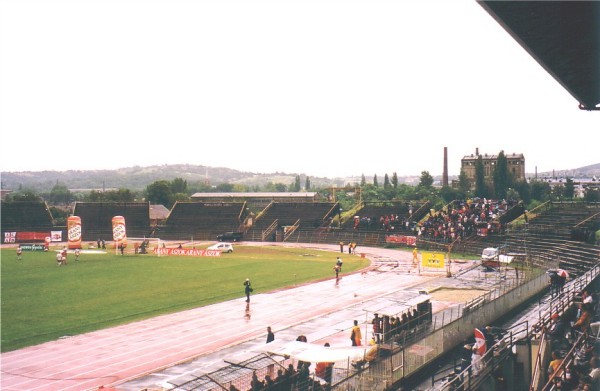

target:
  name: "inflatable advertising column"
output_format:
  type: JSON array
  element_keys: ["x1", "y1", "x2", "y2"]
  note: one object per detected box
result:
[
  {"x1": 112, "y1": 216, "x2": 127, "y2": 249},
  {"x1": 67, "y1": 216, "x2": 82, "y2": 249}
]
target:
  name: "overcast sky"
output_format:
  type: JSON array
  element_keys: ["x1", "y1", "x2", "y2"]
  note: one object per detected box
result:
[{"x1": 0, "y1": 0, "x2": 597, "y2": 179}]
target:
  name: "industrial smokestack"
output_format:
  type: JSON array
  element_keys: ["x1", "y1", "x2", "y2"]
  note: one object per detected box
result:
[
  {"x1": 443, "y1": 147, "x2": 449, "y2": 187},
  {"x1": 476, "y1": 147, "x2": 479, "y2": 156}
]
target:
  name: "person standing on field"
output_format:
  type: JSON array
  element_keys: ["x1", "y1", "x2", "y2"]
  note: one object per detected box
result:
[
  {"x1": 244, "y1": 278, "x2": 253, "y2": 302},
  {"x1": 16, "y1": 245, "x2": 23, "y2": 261}
]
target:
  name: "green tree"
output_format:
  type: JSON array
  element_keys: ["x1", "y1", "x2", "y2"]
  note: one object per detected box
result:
[
  {"x1": 49, "y1": 206, "x2": 69, "y2": 226},
  {"x1": 146, "y1": 180, "x2": 174, "y2": 207},
  {"x1": 107, "y1": 189, "x2": 135, "y2": 202},
  {"x1": 564, "y1": 178, "x2": 575, "y2": 198},
  {"x1": 419, "y1": 171, "x2": 434, "y2": 187},
  {"x1": 585, "y1": 188, "x2": 600, "y2": 202},
  {"x1": 552, "y1": 184, "x2": 565, "y2": 200},
  {"x1": 392, "y1": 172, "x2": 398, "y2": 189},
  {"x1": 274, "y1": 183, "x2": 287, "y2": 192},
  {"x1": 293, "y1": 175, "x2": 301, "y2": 192},
  {"x1": 232, "y1": 184, "x2": 250, "y2": 192},
  {"x1": 530, "y1": 180, "x2": 551, "y2": 201},
  {"x1": 84, "y1": 189, "x2": 135, "y2": 202},
  {"x1": 493, "y1": 150, "x2": 510, "y2": 199},
  {"x1": 383, "y1": 174, "x2": 391, "y2": 189},
  {"x1": 373, "y1": 174, "x2": 378, "y2": 187},
  {"x1": 513, "y1": 180, "x2": 531, "y2": 204},
  {"x1": 216, "y1": 183, "x2": 234, "y2": 192},
  {"x1": 86, "y1": 190, "x2": 103, "y2": 202},
  {"x1": 48, "y1": 183, "x2": 72, "y2": 205},
  {"x1": 170, "y1": 178, "x2": 188, "y2": 194},
  {"x1": 188, "y1": 181, "x2": 213, "y2": 193},
  {"x1": 439, "y1": 186, "x2": 462, "y2": 204},
  {"x1": 7, "y1": 190, "x2": 42, "y2": 202},
  {"x1": 506, "y1": 188, "x2": 521, "y2": 202},
  {"x1": 173, "y1": 192, "x2": 190, "y2": 203},
  {"x1": 361, "y1": 174, "x2": 366, "y2": 187},
  {"x1": 475, "y1": 155, "x2": 486, "y2": 198},
  {"x1": 458, "y1": 169, "x2": 470, "y2": 195},
  {"x1": 305, "y1": 176, "x2": 311, "y2": 190}
]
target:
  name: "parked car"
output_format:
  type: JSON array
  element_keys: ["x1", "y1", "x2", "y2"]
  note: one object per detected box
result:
[
  {"x1": 216, "y1": 232, "x2": 243, "y2": 242},
  {"x1": 207, "y1": 242, "x2": 234, "y2": 253},
  {"x1": 481, "y1": 247, "x2": 499, "y2": 262}
]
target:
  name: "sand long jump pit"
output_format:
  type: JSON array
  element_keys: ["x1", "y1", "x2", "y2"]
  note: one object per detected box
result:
[{"x1": 428, "y1": 287, "x2": 490, "y2": 313}]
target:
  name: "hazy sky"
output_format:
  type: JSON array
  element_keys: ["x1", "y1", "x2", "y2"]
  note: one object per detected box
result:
[{"x1": 0, "y1": 0, "x2": 597, "y2": 179}]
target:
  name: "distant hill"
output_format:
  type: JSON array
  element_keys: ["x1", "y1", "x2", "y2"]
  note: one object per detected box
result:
[
  {"x1": 532, "y1": 163, "x2": 600, "y2": 178},
  {"x1": 0, "y1": 164, "x2": 351, "y2": 193},
  {"x1": 2, "y1": 163, "x2": 598, "y2": 193}
]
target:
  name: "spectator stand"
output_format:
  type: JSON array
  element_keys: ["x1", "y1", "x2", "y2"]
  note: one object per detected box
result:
[
  {"x1": 0, "y1": 200, "x2": 54, "y2": 232},
  {"x1": 171, "y1": 353, "x2": 297, "y2": 391},
  {"x1": 461, "y1": 201, "x2": 600, "y2": 280},
  {"x1": 526, "y1": 263, "x2": 600, "y2": 391},
  {"x1": 162, "y1": 202, "x2": 247, "y2": 241},
  {"x1": 244, "y1": 202, "x2": 338, "y2": 242},
  {"x1": 342, "y1": 201, "x2": 421, "y2": 233},
  {"x1": 430, "y1": 320, "x2": 531, "y2": 391},
  {"x1": 72, "y1": 202, "x2": 150, "y2": 241},
  {"x1": 429, "y1": 262, "x2": 599, "y2": 390}
]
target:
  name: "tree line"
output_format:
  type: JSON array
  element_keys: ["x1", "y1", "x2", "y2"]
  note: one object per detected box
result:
[{"x1": 5, "y1": 152, "x2": 599, "y2": 226}]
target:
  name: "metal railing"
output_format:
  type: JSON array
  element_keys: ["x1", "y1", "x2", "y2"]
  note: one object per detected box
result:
[{"x1": 432, "y1": 321, "x2": 530, "y2": 391}]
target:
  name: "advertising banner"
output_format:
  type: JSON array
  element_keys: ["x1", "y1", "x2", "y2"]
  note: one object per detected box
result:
[
  {"x1": 4, "y1": 232, "x2": 16, "y2": 243},
  {"x1": 421, "y1": 251, "x2": 445, "y2": 268},
  {"x1": 51, "y1": 231, "x2": 63, "y2": 242},
  {"x1": 153, "y1": 248, "x2": 223, "y2": 257},
  {"x1": 385, "y1": 234, "x2": 417, "y2": 246},
  {"x1": 112, "y1": 216, "x2": 127, "y2": 247},
  {"x1": 20, "y1": 244, "x2": 46, "y2": 251},
  {"x1": 67, "y1": 216, "x2": 82, "y2": 249},
  {"x1": 15, "y1": 232, "x2": 50, "y2": 242}
]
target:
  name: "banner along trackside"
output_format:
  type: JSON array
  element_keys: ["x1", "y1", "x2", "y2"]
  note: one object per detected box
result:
[{"x1": 153, "y1": 248, "x2": 222, "y2": 257}]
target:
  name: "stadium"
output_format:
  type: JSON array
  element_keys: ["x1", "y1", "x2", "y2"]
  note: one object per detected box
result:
[{"x1": 1, "y1": 197, "x2": 599, "y2": 390}]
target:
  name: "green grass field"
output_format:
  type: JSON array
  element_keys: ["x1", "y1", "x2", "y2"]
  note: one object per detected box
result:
[{"x1": 0, "y1": 245, "x2": 369, "y2": 352}]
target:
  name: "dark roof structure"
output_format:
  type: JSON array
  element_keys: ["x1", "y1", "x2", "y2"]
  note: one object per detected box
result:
[
  {"x1": 462, "y1": 152, "x2": 525, "y2": 162},
  {"x1": 479, "y1": 1, "x2": 600, "y2": 110},
  {"x1": 191, "y1": 192, "x2": 318, "y2": 199},
  {"x1": 149, "y1": 204, "x2": 170, "y2": 221}
]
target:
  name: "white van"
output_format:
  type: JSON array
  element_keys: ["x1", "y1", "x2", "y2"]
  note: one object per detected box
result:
[{"x1": 481, "y1": 247, "x2": 499, "y2": 261}]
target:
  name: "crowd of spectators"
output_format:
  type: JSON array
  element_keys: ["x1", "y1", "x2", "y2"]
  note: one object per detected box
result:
[
  {"x1": 535, "y1": 289, "x2": 600, "y2": 390},
  {"x1": 240, "y1": 362, "x2": 317, "y2": 391},
  {"x1": 234, "y1": 304, "x2": 434, "y2": 390},
  {"x1": 228, "y1": 335, "x2": 330, "y2": 391},
  {"x1": 372, "y1": 307, "x2": 429, "y2": 345},
  {"x1": 352, "y1": 213, "x2": 415, "y2": 232},
  {"x1": 349, "y1": 198, "x2": 519, "y2": 243},
  {"x1": 416, "y1": 198, "x2": 518, "y2": 243}
]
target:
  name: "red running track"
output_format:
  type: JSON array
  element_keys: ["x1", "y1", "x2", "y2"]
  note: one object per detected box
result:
[{"x1": 1, "y1": 244, "x2": 437, "y2": 391}]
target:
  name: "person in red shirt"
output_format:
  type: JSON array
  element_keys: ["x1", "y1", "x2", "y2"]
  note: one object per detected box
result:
[{"x1": 315, "y1": 343, "x2": 333, "y2": 384}]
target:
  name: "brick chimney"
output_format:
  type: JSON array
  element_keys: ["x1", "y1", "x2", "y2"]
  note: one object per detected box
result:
[{"x1": 443, "y1": 147, "x2": 448, "y2": 187}]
